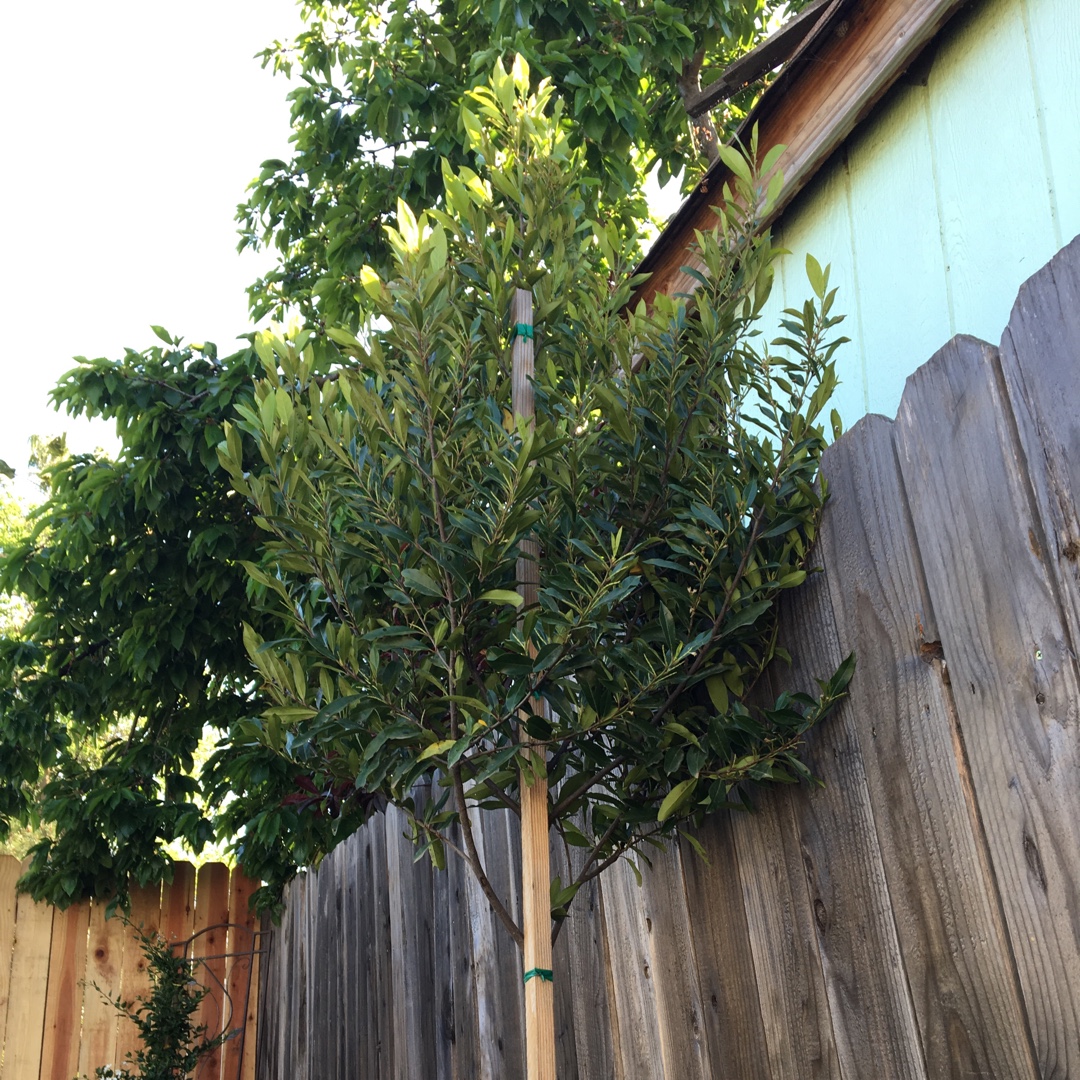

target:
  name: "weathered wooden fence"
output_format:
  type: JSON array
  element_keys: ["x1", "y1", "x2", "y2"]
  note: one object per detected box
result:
[
  {"x1": 0, "y1": 858, "x2": 261, "y2": 1080},
  {"x1": 256, "y1": 235, "x2": 1080, "y2": 1078}
]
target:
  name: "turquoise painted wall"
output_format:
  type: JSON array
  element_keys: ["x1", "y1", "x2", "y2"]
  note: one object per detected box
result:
[{"x1": 756, "y1": 0, "x2": 1080, "y2": 430}]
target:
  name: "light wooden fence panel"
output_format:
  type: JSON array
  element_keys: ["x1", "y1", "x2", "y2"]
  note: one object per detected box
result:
[
  {"x1": 255, "y1": 236, "x2": 1080, "y2": 1078},
  {"x1": 0, "y1": 859, "x2": 261, "y2": 1080}
]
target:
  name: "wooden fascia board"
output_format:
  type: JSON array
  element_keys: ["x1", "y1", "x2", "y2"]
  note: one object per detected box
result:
[{"x1": 632, "y1": 0, "x2": 974, "y2": 309}]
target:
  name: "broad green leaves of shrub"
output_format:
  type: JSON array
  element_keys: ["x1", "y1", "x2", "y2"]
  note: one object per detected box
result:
[{"x1": 221, "y1": 58, "x2": 852, "y2": 939}]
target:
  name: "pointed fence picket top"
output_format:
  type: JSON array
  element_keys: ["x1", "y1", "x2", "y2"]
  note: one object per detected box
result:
[{"x1": 255, "y1": 236, "x2": 1080, "y2": 1078}]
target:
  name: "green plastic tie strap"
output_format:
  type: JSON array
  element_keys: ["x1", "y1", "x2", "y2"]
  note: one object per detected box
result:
[
  {"x1": 514, "y1": 322, "x2": 534, "y2": 340},
  {"x1": 523, "y1": 967, "x2": 553, "y2": 985}
]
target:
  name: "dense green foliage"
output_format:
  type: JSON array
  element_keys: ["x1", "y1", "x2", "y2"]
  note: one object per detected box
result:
[
  {"x1": 223, "y1": 59, "x2": 849, "y2": 938},
  {"x1": 0, "y1": 3, "x2": 836, "y2": 918},
  {"x1": 0, "y1": 346, "x2": 363, "y2": 908},
  {"x1": 80, "y1": 924, "x2": 229, "y2": 1080},
  {"x1": 240, "y1": 0, "x2": 808, "y2": 327}
]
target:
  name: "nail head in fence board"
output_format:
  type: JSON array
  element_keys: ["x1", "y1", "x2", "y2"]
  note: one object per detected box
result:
[
  {"x1": 4, "y1": 887, "x2": 53, "y2": 1080},
  {"x1": 223, "y1": 869, "x2": 261, "y2": 1080},
  {"x1": 820, "y1": 413, "x2": 1038, "y2": 1077},
  {"x1": 894, "y1": 333, "x2": 1080, "y2": 1076},
  {"x1": 39, "y1": 901, "x2": 90, "y2": 1080},
  {"x1": 0, "y1": 855, "x2": 22, "y2": 1060},
  {"x1": 113, "y1": 882, "x2": 163, "y2": 1071},
  {"x1": 762, "y1": 568, "x2": 927, "y2": 1078},
  {"x1": 679, "y1": 816, "x2": 771, "y2": 1080},
  {"x1": 637, "y1": 844, "x2": 710, "y2": 1078},
  {"x1": 731, "y1": 778, "x2": 840, "y2": 1078},
  {"x1": 600, "y1": 857, "x2": 665, "y2": 1079},
  {"x1": 999, "y1": 234, "x2": 1080, "y2": 653},
  {"x1": 194, "y1": 862, "x2": 233, "y2": 1080},
  {"x1": 78, "y1": 896, "x2": 125, "y2": 1078}
]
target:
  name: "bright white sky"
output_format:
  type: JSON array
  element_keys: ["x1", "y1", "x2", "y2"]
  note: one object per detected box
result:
[
  {"x1": 0, "y1": 2, "x2": 688, "y2": 501},
  {"x1": 0, "y1": 0, "x2": 308, "y2": 496}
]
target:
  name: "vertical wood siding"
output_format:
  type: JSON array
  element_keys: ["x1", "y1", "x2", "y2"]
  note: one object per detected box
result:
[
  {"x1": 758, "y1": 0, "x2": 1080, "y2": 429},
  {"x1": 256, "y1": 236, "x2": 1080, "y2": 1077},
  {"x1": 0, "y1": 860, "x2": 260, "y2": 1080}
]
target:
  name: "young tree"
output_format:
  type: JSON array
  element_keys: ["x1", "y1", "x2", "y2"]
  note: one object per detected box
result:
[
  {"x1": 0, "y1": 4, "x2": 824, "y2": 916},
  {"x1": 239, "y1": 0, "x2": 812, "y2": 327},
  {"x1": 0, "y1": 345, "x2": 372, "y2": 909},
  {"x1": 222, "y1": 56, "x2": 850, "y2": 1001}
]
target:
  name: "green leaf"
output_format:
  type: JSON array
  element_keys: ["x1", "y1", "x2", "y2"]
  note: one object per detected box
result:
[
  {"x1": 658, "y1": 778, "x2": 697, "y2": 822},
  {"x1": 805, "y1": 254, "x2": 826, "y2": 299},
  {"x1": 477, "y1": 589, "x2": 524, "y2": 607},
  {"x1": 418, "y1": 738, "x2": 456, "y2": 762},
  {"x1": 401, "y1": 568, "x2": 444, "y2": 598}
]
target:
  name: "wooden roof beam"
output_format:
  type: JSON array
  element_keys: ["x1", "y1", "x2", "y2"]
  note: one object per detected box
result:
[{"x1": 683, "y1": 0, "x2": 836, "y2": 117}]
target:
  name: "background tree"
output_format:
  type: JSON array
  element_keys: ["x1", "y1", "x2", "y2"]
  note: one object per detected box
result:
[
  {"x1": 222, "y1": 59, "x2": 850, "y2": 948},
  {"x1": 239, "y1": 0, "x2": 810, "y2": 327},
  {"x1": 0, "y1": 2, "x2": 824, "y2": 913},
  {"x1": 0, "y1": 343, "x2": 374, "y2": 908}
]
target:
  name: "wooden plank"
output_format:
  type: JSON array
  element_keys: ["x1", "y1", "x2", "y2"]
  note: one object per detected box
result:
[
  {"x1": 430, "y1": 827, "x2": 455, "y2": 1080},
  {"x1": 223, "y1": 869, "x2": 261, "y2": 1080},
  {"x1": 894, "y1": 332, "x2": 1080, "y2": 1076},
  {"x1": 472, "y1": 808, "x2": 525, "y2": 1077},
  {"x1": 3, "y1": 888, "x2": 53, "y2": 1080},
  {"x1": 39, "y1": 900, "x2": 91, "y2": 1080},
  {"x1": 598, "y1": 857, "x2": 665, "y2": 1079},
  {"x1": 193, "y1": 862, "x2": 233, "y2": 1080},
  {"x1": 636, "y1": 844, "x2": 710, "y2": 1078},
  {"x1": 679, "y1": 816, "x2": 771, "y2": 1080},
  {"x1": 766, "y1": 566, "x2": 928, "y2": 1077},
  {"x1": 288, "y1": 872, "x2": 310, "y2": 1079},
  {"x1": 731, "y1": 784, "x2": 840, "y2": 1080},
  {"x1": 633, "y1": 0, "x2": 972, "y2": 307},
  {"x1": 547, "y1": 838, "x2": 580, "y2": 1080},
  {"x1": 310, "y1": 855, "x2": 338, "y2": 1080},
  {"x1": 113, "y1": 882, "x2": 163, "y2": 1071},
  {"x1": 162, "y1": 860, "x2": 196, "y2": 950},
  {"x1": 820, "y1": 411, "x2": 1039, "y2": 1076},
  {"x1": 386, "y1": 803, "x2": 438, "y2": 1080},
  {"x1": 999, "y1": 234, "x2": 1080, "y2": 648},
  {"x1": 78, "y1": 899, "x2": 126, "y2": 1078},
  {"x1": 445, "y1": 824, "x2": 481, "y2": 1079},
  {"x1": 559, "y1": 845, "x2": 617, "y2": 1079},
  {"x1": 0, "y1": 855, "x2": 22, "y2": 1064},
  {"x1": 372, "y1": 817, "x2": 394, "y2": 1076}
]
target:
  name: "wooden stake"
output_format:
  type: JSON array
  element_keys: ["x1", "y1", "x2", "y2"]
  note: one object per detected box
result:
[{"x1": 512, "y1": 287, "x2": 556, "y2": 1080}]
